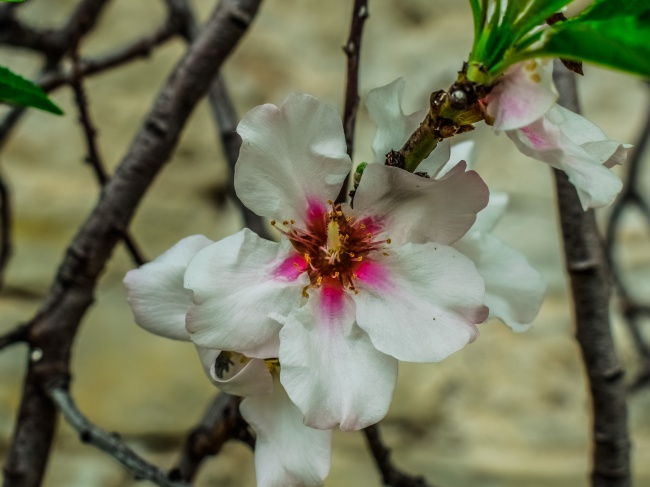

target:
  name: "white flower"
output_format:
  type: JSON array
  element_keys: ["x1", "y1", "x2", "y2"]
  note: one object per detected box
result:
[
  {"x1": 185, "y1": 92, "x2": 489, "y2": 431},
  {"x1": 485, "y1": 59, "x2": 629, "y2": 209},
  {"x1": 367, "y1": 80, "x2": 545, "y2": 331},
  {"x1": 124, "y1": 238, "x2": 331, "y2": 487}
]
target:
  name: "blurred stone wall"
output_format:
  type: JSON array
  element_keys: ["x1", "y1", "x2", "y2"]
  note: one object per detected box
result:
[{"x1": 0, "y1": 0, "x2": 649, "y2": 486}]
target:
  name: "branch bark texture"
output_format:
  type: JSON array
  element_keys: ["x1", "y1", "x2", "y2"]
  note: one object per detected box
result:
[
  {"x1": 2, "y1": 1, "x2": 262, "y2": 485},
  {"x1": 552, "y1": 60, "x2": 630, "y2": 487}
]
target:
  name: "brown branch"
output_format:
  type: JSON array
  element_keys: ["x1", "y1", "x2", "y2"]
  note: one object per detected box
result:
[
  {"x1": 170, "y1": 393, "x2": 254, "y2": 482},
  {"x1": 0, "y1": 170, "x2": 11, "y2": 291},
  {"x1": 552, "y1": 60, "x2": 630, "y2": 487},
  {"x1": 0, "y1": 324, "x2": 28, "y2": 351},
  {"x1": 605, "y1": 90, "x2": 650, "y2": 390},
  {"x1": 336, "y1": 0, "x2": 368, "y2": 204},
  {"x1": 2, "y1": 2, "x2": 263, "y2": 485},
  {"x1": 69, "y1": 43, "x2": 147, "y2": 267},
  {"x1": 363, "y1": 424, "x2": 436, "y2": 487},
  {"x1": 47, "y1": 385, "x2": 189, "y2": 487}
]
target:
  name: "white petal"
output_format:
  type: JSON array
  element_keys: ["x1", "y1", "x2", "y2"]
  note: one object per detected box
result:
[
  {"x1": 353, "y1": 242, "x2": 488, "y2": 362},
  {"x1": 454, "y1": 233, "x2": 545, "y2": 331},
  {"x1": 185, "y1": 229, "x2": 309, "y2": 357},
  {"x1": 507, "y1": 105, "x2": 626, "y2": 209},
  {"x1": 235, "y1": 94, "x2": 351, "y2": 224},
  {"x1": 415, "y1": 139, "x2": 451, "y2": 176},
  {"x1": 471, "y1": 192, "x2": 509, "y2": 234},
  {"x1": 124, "y1": 235, "x2": 213, "y2": 340},
  {"x1": 366, "y1": 78, "x2": 426, "y2": 162},
  {"x1": 279, "y1": 287, "x2": 397, "y2": 431},
  {"x1": 196, "y1": 347, "x2": 274, "y2": 397},
  {"x1": 433, "y1": 139, "x2": 476, "y2": 178},
  {"x1": 354, "y1": 162, "x2": 489, "y2": 245},
  {"x1": 488, "y1": 59, "x2": 557, "y2": 131},
  {"x1": 241, "y1": 374, "x2": 332, "y2": 487}
]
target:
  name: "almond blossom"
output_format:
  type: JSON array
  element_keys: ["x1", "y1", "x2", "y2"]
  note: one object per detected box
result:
[
  {"x1": 124, "y1": 237, "x2": 331, "y2": 487},
  {"x1": 184, "y1": 92, "x2": 490, "y2": 431},
  {"x1": 484, "y1": 59, "x2": 629, "y2": 209},
  {"x1": 367, "y1": 79, "x2": 545, "y2": 331}
]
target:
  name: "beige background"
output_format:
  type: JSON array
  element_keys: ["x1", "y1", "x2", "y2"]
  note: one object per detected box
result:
[{"x1": 0, "y1": 0, "x2": 649, "y2": 486}]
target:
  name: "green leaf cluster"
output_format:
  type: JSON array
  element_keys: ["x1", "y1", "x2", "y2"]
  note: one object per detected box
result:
[
  {"x1": 0, "y1": 66, "x2": 63, "y2": 115},
  {"x1": 467, "y1": 0, "x2": 650, "y2": 84}
]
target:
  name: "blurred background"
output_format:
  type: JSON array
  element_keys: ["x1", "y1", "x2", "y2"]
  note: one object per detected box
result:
[{"x1": 0, "y1": 0, "x2": 649, "y2": 486}]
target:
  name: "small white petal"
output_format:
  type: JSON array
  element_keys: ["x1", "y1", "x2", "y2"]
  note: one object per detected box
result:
[
  {"x1": 366, "y1": 78, "x2": 426, "y2": 162},
  {"x1": 280, "y1": 287, "x2": 397, "y2": 431},
  {"x1": 415, "y1": 140, "x2": 451, "y2": 176},
  {"x1": 124, "y1": 235, "x2": 213, "y2": 340},
  {"x1": 471, "y1": 192, "x2": 509, "y2": 234},
  {"x1": 507, "y1": 105, "x2": 626, "y2": 209},
  {"x1": 488, "y1": 59, "x2": 558, "y2": 131},
  {"x1": 196, "y1": 347, "x2": 274, "y2": 397},
  {"x1": 354, "y1": 162, "x2": 488, "y2": 246},
  {"x1": 235, "y1": 94, "x2": 351, "y2": 224},
  {"x1": 433, "y1": 140, "x2": 476, "y2": 178},
  {"x1": 353, "y1": 242, "x2": 487, "y2": 362},
  {"x1": 185, "y1": 229, "x2": 308, "y2": 357},
  {"x1": 241, "y1": 374, "x2": 332, "y2": 487},
  {"x1": 455, "y1": 233, "x2": 545, "y2": 331}
]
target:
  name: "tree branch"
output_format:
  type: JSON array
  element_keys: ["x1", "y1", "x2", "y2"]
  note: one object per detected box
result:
[
  {"x1": 2, "y1": 2, "x2": 262, "y2": 485},
  {"x1": 69, "y1": 43, "x2": 147, "y2": 267},
  {"x1": 170, "y1": 393, "x2": 254, "y2": 482},
  {"x1": 552, "y1": 60, "x2": 630, "y2": 487},
  {"x1": 47, "y1": 385, "x2": 189, "y2": 487},
  {"x1": 605, "y1": 89, "x2": 650, "y2": 391},
  {"x1": 363, "y1": 424, "x2": 436, "y2": 487},
  {"x1": 0, "y1": 170, "x2": 11, "y2": 291},
  {"x1": 0, "y1": 324, "x2": 28, "y2": 351},
  {"x1": 336, "y1": 0, "x2": 368, "y2": 204}
]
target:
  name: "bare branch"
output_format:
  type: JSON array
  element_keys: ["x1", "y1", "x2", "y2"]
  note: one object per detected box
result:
[
  {"x1": 69, "y1": 43, "x2": 147, "y2": 266},
  {"x1": 552, "y1": 60, "x2": 630, "y2": 487},
  {"x1": 0, "y1": 324, "x2": 28, "y2": 351},
  {"x1": 2, "y1": 1, "x2": 263, "y2": 485},
  {"x1": 0, "y1": 171, "x2": 11, "y2": 291},
  {"x1": 171, "y1": 393, "x2": 254, "y2": 482},
  {"x1": 605, "y1": 90, "x2": 650, "y2": 390},
  {"x1": 363, "y1": 424, "x2": 436, "y2": 487},
  {"x1": 48, "y1": 385, "x2": 189, "y2": 487},
  {"x1": 336, "y1": 0, "x2": 369, "y2": 204}
]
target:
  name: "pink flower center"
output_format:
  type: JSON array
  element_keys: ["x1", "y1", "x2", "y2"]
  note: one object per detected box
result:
[{"x1": 273, "y1": 202, "x2": 389, "y2": 294}]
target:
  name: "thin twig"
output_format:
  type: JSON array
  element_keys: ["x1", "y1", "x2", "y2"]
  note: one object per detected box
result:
[
  {"x1": 69, "y1": 42, "x2": 147, "y2": 266},
  {"x1": 336, "y1": 0, "x2": 369, "y2": 204},
  {"x1": 363, "y1": 424, "x2": 436, "y2": 487},
  {"x1": 552, "y1": 60, "x2": 630, "y2": 487},
  {"x1": 605, "y1": 91, "x2": 650, "y2": 390},
  {"x1": 0, "y1": 324, "x2": 28, "y2": 351},
  {"x1": 0, "y1": 171, "x2": 11, "y2": 291},
  {"x1": 48, "y1": 385, "x2": 189, "y2": 487},
  {"x1": 2, "y1": 2, "x2": 262, "y2": 485},
  {"x1": 170, "y1": 393, "x2": 254, "y2": 482}
]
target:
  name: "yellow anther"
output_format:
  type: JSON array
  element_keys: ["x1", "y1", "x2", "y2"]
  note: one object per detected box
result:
[
  {"x1": 346, "y1": 216, "x2": 352, "y2": 222},
  {"x1": 317, "y1": 276, "x2": 323, "y2": 285},
  {"x1": 367, "y1": 233, "x2": 373, "y2": 239},
  {"x1": 271, "y1": 220, "x2": 276, "y2": 225},
  {"x1": 332, "y1": 271, "x2": 340, "y2": 278},
  {"x1": 348, "y1": 252, "x2": 355, "y2": 257},
  {"x1": 356, "y1": 256, "x2": 363, "y2": 261},
  {"x1": 293, "y1": 262, "x2": 300, "y2": 268},
  {"x1": 327, "y1": 200, "x2": 333, "y2": 205},
  {"x1": 304, "y1": 253, "x2": 311, "y2": 263},
  {"x1": 383, "y1": 252, "x2": 389, "y2": 256},
  {"x1": 386, "y1": 238, "x2": 392, "y2": 244},
  {"x1": 352, "y1": 273, "x2": 358, "y2": 280},
  {"x1": 354, "y1": 289, "x2": 359, "y2": 295},
  {"x1": 336, "y1": 211, "x2": 343, "y2": 217},
  {"x1": 360, "y1": 224, "x2": 366, "y2": 229},
  {"x1": 283, "y1": 220, "x2": 289, "y2": 226},
  {"x1": 290, "y1": 219, "x2": 295, "y2": 224}
]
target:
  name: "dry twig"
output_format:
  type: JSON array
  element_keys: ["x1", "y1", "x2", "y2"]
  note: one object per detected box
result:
[{"x1": 552, "y1": 60, "x2": 630, "y2": 487}]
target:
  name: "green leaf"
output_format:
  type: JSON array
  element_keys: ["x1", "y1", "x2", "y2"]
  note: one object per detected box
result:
[
  {"x1": 511, "y1": 0, "x2": 572, "y2": 35},
  {"x1": 534, "y1": 11, "x2": 650, "y2": 79},
  {"x1": 0, "y1": 66, "x2": 63, "y2": 115},
  {"x1": 468, "y1": 0, "x2": 484, "y2": 39}
]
